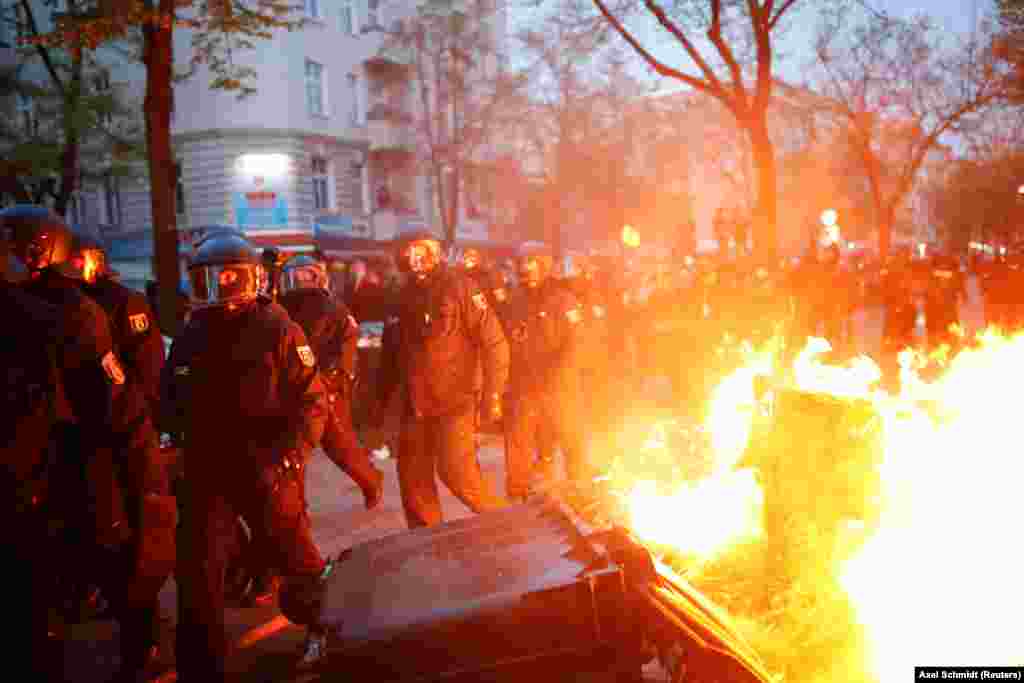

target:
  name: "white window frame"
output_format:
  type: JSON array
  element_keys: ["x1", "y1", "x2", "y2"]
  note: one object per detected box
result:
[
  {"x1": 305, "y1": 59, "x2": 326, "y2": 117},
  {"x1": 366, "y1": 0, "x2": 379, "y2": 29},
  {"x1": 339, "y1": 0, "x2": 355, "y2": 35},
  {"x1": 304, "y1": 0, "x2": 321, "y2": 20},
  {"x1": 347, "y1": 73, "x2": 362, "y2": 126},
  {"x1": 311, "y1": 156, "x2": 333, "y2": 211}
]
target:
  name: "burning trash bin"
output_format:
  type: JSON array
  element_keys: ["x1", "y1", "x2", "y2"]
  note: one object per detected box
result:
[{"x1": 281, "y1": 495, "x2": 773, "y2": 682}]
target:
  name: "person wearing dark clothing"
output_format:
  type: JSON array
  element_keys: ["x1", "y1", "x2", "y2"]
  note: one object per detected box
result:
[
  {"x1": 502, "y1": 242, "x2": 587, "y2": 500},
  {"x1": 924, "y1": 255, "x2": 966, "y2": 349},
  {"x1": 74, "y1": 231, "x2": 165, "y2": 414},
  {"x1": 279, "y1": 254, "x2": 384, "y2": 508},
  {"x1": 160, "y1": 233, "x2": 331, "y2": 680},
  {"x1": 3, "y1": 205, "x2": 171, "y2": 683},
  {"x1": 374, "y1": 228, "x2": 510, "y2": 528}
]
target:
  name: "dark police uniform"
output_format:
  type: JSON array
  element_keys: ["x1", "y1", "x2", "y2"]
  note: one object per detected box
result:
[
  {"x1": 279, "y1": 286, "x2": 383, "y2": 506},
  {"x1": 84, "y1": 277, "x2": 165, "y2": 414},
  {"x1": 503, "y1": 280, "x2": 586, "y2": 499},
  {"x1": 924, "y1": 259, "x2": 965, "y2": 348},
  {"x1": 376, "y1": 265, "x2": 510, "y2": 528},
  {"x1": 23, "y1": 269, "x2": 171, "y2": 680},
  {"x1": 161, "y1": 296, "x2": 328, "y2": 681},
  {"x1": 1, "y1": 280, "x2": 68, "y2": 681}
]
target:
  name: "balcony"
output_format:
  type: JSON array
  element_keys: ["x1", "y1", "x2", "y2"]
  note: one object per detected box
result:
[{"x1": 367, "y1": 112, "x2": 416, "y2": 162}]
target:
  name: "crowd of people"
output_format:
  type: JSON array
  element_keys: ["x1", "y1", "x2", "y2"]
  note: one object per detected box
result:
[{"x1": 3, "y1": 200, "x2": 1013, "y2": 683}]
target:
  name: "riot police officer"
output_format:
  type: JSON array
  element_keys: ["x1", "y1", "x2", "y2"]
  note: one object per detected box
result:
[
  {"x1": 460, "y1": 246, "x2": 510, "y2": 320},
  {"x1": 503, "y1": 242, "x2": 587, "y2": 499},
  {"x1": 2, "y1": 205, "x2": 172, "y2": 682},
  {"x1": 71, "y1": 229, "x2": 165, "y2": 414},
  {"x1": 374, "y1": 228, "x2": 510, "y2": 528},
  {"x1": 924, "y1": 254, "x2": 966, "y2": 349},
  {"x1": 160, "y1": 233, "x2": 330, "y2": 680},
  {"x1": 279, "y1": 253, "x2": 384, "y2": 509}
]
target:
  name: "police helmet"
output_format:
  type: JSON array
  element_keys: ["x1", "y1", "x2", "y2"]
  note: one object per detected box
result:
[
  {"x1": 188, "y1": 232, "x2": 262, "y2": 309},
  {"x1": 70, "y1": 228, "x2": 109, "y2": 284},
  {"x1": 281, "y1": 253, "x2": 329, "y2": 294},
  {"x1": 394, "y1": 227, "x2": 443, "y2": 280},
  {"x1": 516, "y1": 241, "x2": 553, "y2": 288},
  {"x1": 0, "y1": 204, "x2": 83, "y2": 279},
  {"x1": 461, "y1": 247, "x2": 483, "y2": 271}
]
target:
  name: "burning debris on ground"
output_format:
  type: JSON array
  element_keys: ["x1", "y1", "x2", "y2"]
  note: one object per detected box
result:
[{"x1": 570, "y1": 330, "x2": 1024, "y2": 683}]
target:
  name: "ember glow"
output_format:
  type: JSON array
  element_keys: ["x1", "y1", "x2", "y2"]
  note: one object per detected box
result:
[
  {"x1": 840, "y1": 330, "x2": 1024, "y2": 680},
  {"x1": 615, "y1": 332, "x2": 1024, "y2": 678}
]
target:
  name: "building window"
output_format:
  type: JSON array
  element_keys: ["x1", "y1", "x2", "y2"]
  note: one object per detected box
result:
[
  {"x1": 102, "y1": 175, "x2": 122, "y2": 226},
  {"x1": 311, "y1": 156, "x2": 331, "y2": 211},
  {"x1": 347, "y1": 73, "x2": 361, "y2": 125},
  {"x1": 174, "y1": 161, "x2": 186, "y2": 216},
  {"x1": 94, "y1": 71, "x2": 113, "y2": 126},
  {"x1": 304, "y1": 0, "x2": 320, "y2": 20},
  {"x1": 16, "y1": 93, "x2": 37, "y2": 136},
  {"x1": 339, "y1": 0, "x2": 355, "y2": 35},
  {"x1": 305, "y1": 60, "x2": 325, "y2": 117},
  {"x1": 0, "y1": 4, "x2": 10, "y2": 46}
]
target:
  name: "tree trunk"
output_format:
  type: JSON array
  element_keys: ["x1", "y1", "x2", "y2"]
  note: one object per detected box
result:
[
  {"x1": 748, "y1": 117, "x2": 778, "y2": 262},
  {"x1": 144, "y1": 0, "x2": 181, "y2": 336},
  {"x1": 878, "y1": 202, "x2": 896, "y2": 259},
  {"x1": 54, "y1": 58, "x2": 84, "y2": 218}
]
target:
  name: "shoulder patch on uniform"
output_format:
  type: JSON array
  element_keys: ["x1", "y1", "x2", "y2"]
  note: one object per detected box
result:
[
  {"x1": 101, "y1": 351, "x2": 126, "y2": 385},
  {"x1": 174, "y1": 365, "x2": 190, "y2": 376},
  {"x1": 297, "y1": 345, "x2": 316, "y2": 368},
  {"x1": 493, "y1": 287, "x2": 507, "y2": 302},
  {"x1": 472, "y1": 292, "x2": 488, "y2": 311},
  {"x1": 566, "y1": 307, "x2": 582, "y2": 324},
  {"x1": 129, "y1": 312, "x2": 150, "y2": 334}
]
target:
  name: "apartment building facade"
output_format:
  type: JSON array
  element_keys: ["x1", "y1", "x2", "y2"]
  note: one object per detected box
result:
[{"x1": 1, "y1": 0, "x2": 508, "y2": 285}]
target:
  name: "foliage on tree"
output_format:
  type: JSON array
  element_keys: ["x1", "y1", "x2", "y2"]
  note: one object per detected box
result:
[
  {"x1": 26, "y1": 0, "x2": 305, "y2": 334},
  {"x1": 812, "y1": 6, "x2": 1004, "y2": 258},
  {"x1": 0, "y1": 0, "x2": 145, "y2": 213},
  {"x1": 590, "y1": 0, "x2": 815, "y2": 261},
  {"x1": 929, "y1": 152, "x2": 1024, "y2": 252}
]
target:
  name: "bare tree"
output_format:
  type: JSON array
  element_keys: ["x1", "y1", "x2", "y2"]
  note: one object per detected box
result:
[
  {"x1": 387, "y1": 0, "x2": 525, "y2": 249},
  {"x1": 812, "y1": 7, "x2": 1004, "y2": 258},
  {"x1": 591, "y1": 0, "x2": 813, "y2": 260}
]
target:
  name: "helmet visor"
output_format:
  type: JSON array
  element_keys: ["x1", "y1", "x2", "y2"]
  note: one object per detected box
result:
[
  {"x1": 189, "y1": 263, "x2": 259, "y2": 308},
  {"x1": 400, "y1": 240, "x2": 441, "y2": 276},
  {"x1": 281, "y1": 264, "x2": 327, "y2": 293}
]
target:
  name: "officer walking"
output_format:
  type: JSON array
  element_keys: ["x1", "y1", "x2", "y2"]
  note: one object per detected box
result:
[
  {"x1": 160, "y1": 233, "x2": 331, "y2": 680},
  {"x1": 374, "y1": 228, "x2": 510, "y2": 528},
  {"x1": 924, "y1": 254, "x2": 966, "y2": 349},
  {"x1": 503, "y1": 242, "x2": 587, "y2": 500},
  {"x1": 279, "y1": 253, "x2": 384, "y2": 509},
  {"x1": 3, "y1": 205, "x2": 172, "y2": 682}
]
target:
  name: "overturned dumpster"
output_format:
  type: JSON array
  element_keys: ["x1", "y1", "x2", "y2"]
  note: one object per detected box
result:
[{"x1": 284, "y1": 495, "x2": 773, "y2": 683}]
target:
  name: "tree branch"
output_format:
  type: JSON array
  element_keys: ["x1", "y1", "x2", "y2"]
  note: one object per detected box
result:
[
  {"x1": 20, "y1": 0, "x2": 65, "y2": 92},
  {"x1": 591, "y1": 0, "x2": 719, "y2": 96},
  {"x1": 768, "y1": 0, "x2": 801, "y2": 31},
  {"x1": 643, "y1": 0, "x2": 728, "y2": 95},
  {"x1": 707, "y1": 0, "x2": 747, "y2": 104}
]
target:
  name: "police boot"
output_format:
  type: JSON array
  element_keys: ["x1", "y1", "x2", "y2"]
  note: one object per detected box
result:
[
  {"x1": 298, "y1": 627, "x2": 329, "y2": 669},
  {"x1": 279, "y1": 558, "x2": 336, "y2": 628}
]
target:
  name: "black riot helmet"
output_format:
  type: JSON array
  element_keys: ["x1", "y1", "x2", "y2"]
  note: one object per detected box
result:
[
  {"x1": 188, "y1": 232, "x2": 263, "y2": 310},
  {"x1": 516, "y1": 241, "x2": 553, "y2": 289},
  {"x1": 70, "y1": 228, "x2": 109, "y2": 285},
  {"x1": 281, "y1": 253, "x2": 329, "y2": 294},
  {"x1": 1, "y1": 204, "x2": 83, "y2": 279},
  {"x1": 394, "y1": 227, "x2": 443, "y2": 282}
]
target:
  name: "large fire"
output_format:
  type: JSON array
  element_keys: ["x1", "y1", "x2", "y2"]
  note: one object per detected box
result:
[{"x1": 614, "y1": 331, "x2": 1024, "y2": 679}]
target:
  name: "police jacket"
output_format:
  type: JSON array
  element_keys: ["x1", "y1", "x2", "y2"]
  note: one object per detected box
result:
[
  {"x1": 83, "y1": 277, "x2": 165, "y2": 414},
  {"x1": 377, "y1": 266, "x2": 510, "y2": 419},
  {"x1": 22, "y1": 269, "x2": 166, "y2": 497},
  {"x1": 0, "y1": 281, "x2": 65, "y2": 486},
  {"x1": 464, "y1": 266, "x2": 510, "y2": 316},
  {"x1": 159, "y1": 297, "x2": 328, "y2": 467},
  {"x1": 279, "y1": 288, "x2": 359, "y2": 393},
  {"x1": 503, "y1": 280, "x2": 582, "y2": 396}
]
